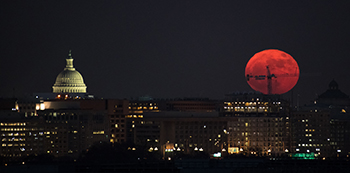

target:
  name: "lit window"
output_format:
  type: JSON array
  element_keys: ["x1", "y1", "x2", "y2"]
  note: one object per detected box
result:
[{"x1": 93, "y1": 131, "x2": 104, "y2": 135}]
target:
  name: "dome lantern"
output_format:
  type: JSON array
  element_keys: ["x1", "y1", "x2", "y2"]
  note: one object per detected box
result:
[{"x1": 64, "y1": 50, "x2": 75, "y2": 70}]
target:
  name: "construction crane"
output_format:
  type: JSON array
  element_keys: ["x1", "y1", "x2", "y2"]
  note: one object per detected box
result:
[
  {"x1": 246, "y1": 66, "x2": 297, "y2": 95},
  {"x1": 266, "y1": 66, "x2": 276, "y2": 95}
]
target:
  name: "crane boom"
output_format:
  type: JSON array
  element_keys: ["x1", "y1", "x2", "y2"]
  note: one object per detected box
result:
[{"x1": 246, "y1": 66, "x2": 298, "y2": 95}]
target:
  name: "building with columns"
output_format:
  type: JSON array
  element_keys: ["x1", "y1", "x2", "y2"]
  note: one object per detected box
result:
[{"x1": 52, "y1": 50, "x2": 87, "y2": 94}]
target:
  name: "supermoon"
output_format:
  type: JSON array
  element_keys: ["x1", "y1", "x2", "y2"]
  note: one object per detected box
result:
[{"x1": 245, "y1": 49, "x2": 299, "y2": 95}]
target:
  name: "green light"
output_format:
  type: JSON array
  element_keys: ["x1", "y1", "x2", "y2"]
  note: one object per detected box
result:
[{"x1": 291, "y1": 152, "x2": 315, "y2": 160}]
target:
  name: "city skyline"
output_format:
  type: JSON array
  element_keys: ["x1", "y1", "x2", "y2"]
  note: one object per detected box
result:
[{"x1": 1, "y1": 1, "x2": 350, "y2": 105}]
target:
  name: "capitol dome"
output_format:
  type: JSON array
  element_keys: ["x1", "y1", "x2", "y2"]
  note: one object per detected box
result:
[{"x1": 52, "y1": 51, "x2": 87, "y2": 93}]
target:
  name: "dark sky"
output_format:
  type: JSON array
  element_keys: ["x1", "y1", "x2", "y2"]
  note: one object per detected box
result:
[{"x1": 1, "y1": 1, "x2": 350, "y2": 105}]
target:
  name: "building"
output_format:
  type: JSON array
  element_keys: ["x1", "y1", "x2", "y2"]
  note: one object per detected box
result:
[
  {"x1": 164, "y1": 98, "x2": 218, "y2": 112},
  {"x1": 107, "y1": 99, "x2": 129, "y2": 144},
  {"x1": 316, "y1": 79, "x2": 350, "y2": 106},
  {"x1": 292, "y1": 80, "x2": 350, "y2": 158},
  {"x1": 1, "y1": 97, "x2": 128, "y2": 159},
  {"x1": 138, "y1": 111, "x2": 229, "y2": 158},
  {"x1": 1, "y1": 51, "x2": 130, "y2": 160},
  {"x1": 0, "y1": 104, "x2": 47, "y2": 161},
  {"x1": 52, "y1": 50, "x2": 87, "y2": 94},
  {"x1": 127, "y1": 98, "x2": 160, "y2": 144},
  {"x1": 223, "y1": 93, "x2": 292, "y2": 157},
  {"x1": 291, "y1": 107, "x2": 332, "y2": 158},
  {"x1": 127, "y1": 98, "x2": 218, "y2": 145}
]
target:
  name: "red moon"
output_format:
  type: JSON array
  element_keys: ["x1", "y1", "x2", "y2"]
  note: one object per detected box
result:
[{"x1": 245, "y1": 49, "x2": 299, "y2": 95}]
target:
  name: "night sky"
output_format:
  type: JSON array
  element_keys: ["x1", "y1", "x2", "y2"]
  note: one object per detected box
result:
[{"x1": 1, "y1": 1, "x2": 350, "y2": 105}]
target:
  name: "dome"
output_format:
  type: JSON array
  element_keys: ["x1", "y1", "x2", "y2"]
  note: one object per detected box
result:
[
  {"x1": 318, "y1": 80, "x2": 348, "y2": 99},
  {"x1": 329, "y1": 79, "x2": 338, "y2": 90},
  {"x1": 52, "y1": 51, "x2": 87, "y2": 93}
]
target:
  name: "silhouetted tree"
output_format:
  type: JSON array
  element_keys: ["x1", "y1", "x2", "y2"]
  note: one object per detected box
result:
[
  {"x1": 78, "y1": 141, "x2": 164, "y2": 164},
  {"x1": 79, "y1": 141, "x2": 118, "y2": 164}
]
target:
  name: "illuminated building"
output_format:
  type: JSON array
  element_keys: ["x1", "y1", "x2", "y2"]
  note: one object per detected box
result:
[
  {"x1": 0, "y1": 111, "x2": 46, "y2": 161},
  {"x1": 128, "y1": 98, "x2": 221, "y2": 157},
  {"x1": 15, "y1": 95, "x2": 45, "y2": 117},
  {"x1": 316, "y1": 80, "x2": 350, "y2": 157},
  {"x1": 0, "y1": 99, "x2": 45, "y2": 161},
  {"x1": 138, "y1": 111, "x2": 228, "y2": 157},
  {"x1": 107, "y1": 99, "x2": 129, "y2": 144},
  {"x1": 0, "y1": 98, "x2": 131, "y2": 159},
  {"x1": 52, "y1": 50, "x2": 87, "y2": 94},
  {"x1": 292, "y1": 108, "x2": 332, "y2": 157},
  {"x1": 292, "y1": 80, "x2": 350, "y2": 158},
  {"x1": 35, "y1": 99, "x2": 130, "y2": 156},
  {"x1": 38, "y1": 109, "x2": 109, "y2": 158},
  {"x1": 223, "y1": 93, "x2": 291, "y2": 157},
  {"x1": 0, "y1": 98, "x2": 127, "y2": 159},
  {"x1": 127, "y1": 98, "x2": 218, "y2": 145},
  {"x1": 127, "y1": 98, "x2": 160, "y2": 144}
]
